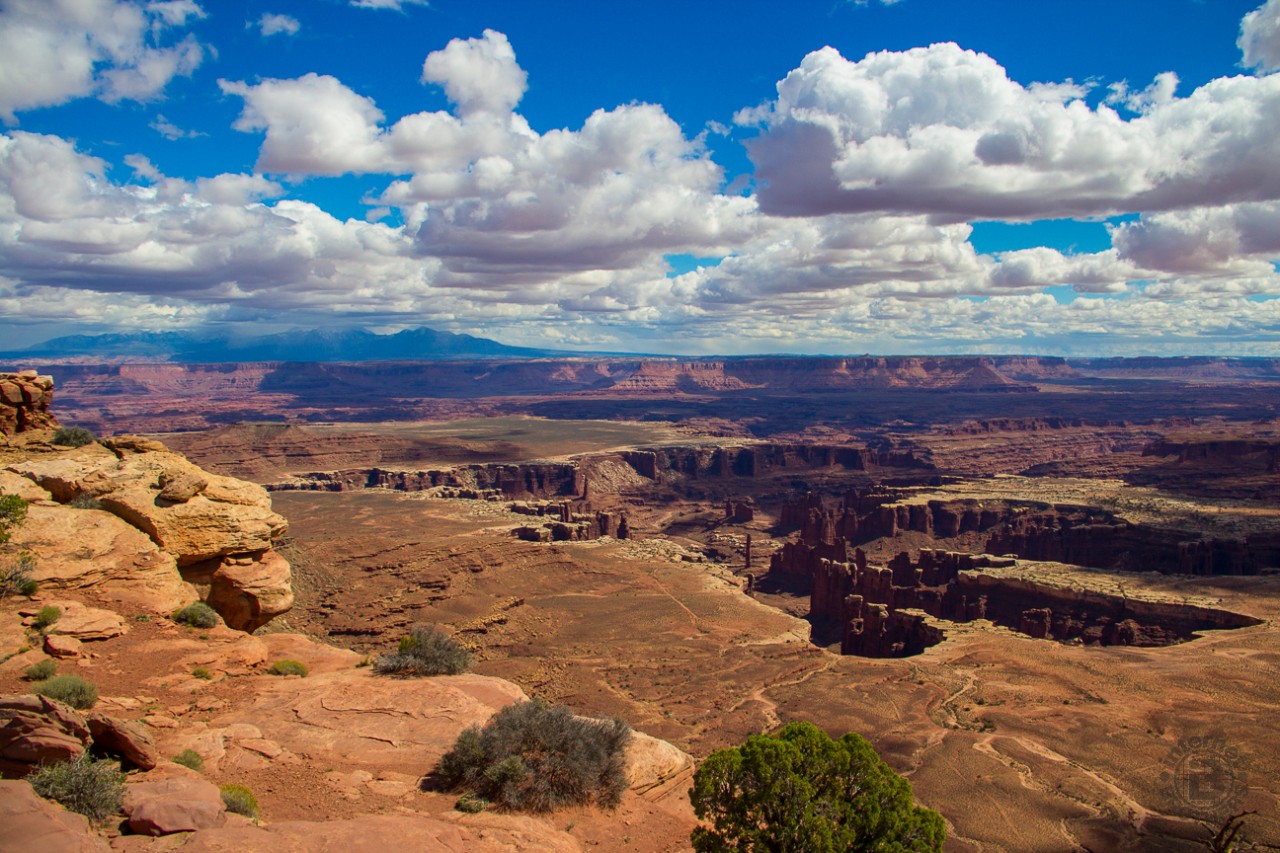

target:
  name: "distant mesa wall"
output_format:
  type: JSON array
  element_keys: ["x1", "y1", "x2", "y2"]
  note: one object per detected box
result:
[
  {"x1": 0, "y1": 370, "x2": 57, "y2": 435},
  {"x1": 275, "y1": 462, "x2": 583, "y2": 499},
  {"x1": 620, "y1": 443, "x2": 932, "y2": 483},
  {"x1": 800, "y1": 547, "x2": 1260, "y2": 658},
  {"x1": 1142, "y1": 437, "x2": 1280, "y2": 473},
  {"x1": 272, "y1": 442, "x2": 933, "y2": 498},
  {"x1": 775, "y1": 488, "x2": 1274, "y2": 576}
]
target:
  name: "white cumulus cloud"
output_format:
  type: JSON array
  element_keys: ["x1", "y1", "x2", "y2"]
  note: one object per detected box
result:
[
  {"x1": 1240, "y1": 0, "x2": 1280, "y2": 73},
  {"x1": 741, "y1": 42, "x2": 1280, "y2": 221},
  {"x1": 0, "y1": 0, "x2": 206, "y2": 122}
]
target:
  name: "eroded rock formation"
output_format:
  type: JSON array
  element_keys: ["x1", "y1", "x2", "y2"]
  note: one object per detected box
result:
[
  {"x1": 3, "y1": 412, "x2": 293, "y2": 630},
  {"x1": 0, "y1": 371, "x2": 57, "y2": 435},
  {"x1": 510, "y1": 500, "x2": 629, "y2": 542}
]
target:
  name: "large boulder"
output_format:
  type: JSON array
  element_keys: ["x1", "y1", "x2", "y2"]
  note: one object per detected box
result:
[
  {"x1": 123, "y1": 763, "x2": 228, "y2": 836},
  {"x1": 86, "y1": 712, "x2": 159, "y2": 770},
  {"x1": 22, "y1": 600, "x2": 127, "y2": 641},
  {"x1": 0, "y1": 695, "x2": 91, "y2": 778},
  {"x1": 0, "y1": 779, "x2": 110, "y2": 852},
  {"x1": 203, "y1": 551, "x2": 294, "y2": 633}
]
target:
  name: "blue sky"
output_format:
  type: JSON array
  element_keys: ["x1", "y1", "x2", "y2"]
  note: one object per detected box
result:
[{"x1": 1, "y1": 0, "x2": 1278, "y2": 354}]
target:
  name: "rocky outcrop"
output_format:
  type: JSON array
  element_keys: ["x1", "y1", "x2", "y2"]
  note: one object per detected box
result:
[
  {"x1": 0, "y1": 370, "x2": 57, "y2": 435},
  {"x1": 4, "y1": 436, "x2": 292, "y2": 631},
  {"x1": 0, "y1": 695, "x2": 161, "y2": 777},
  {"x1": 0, "y1": 695, "x2": 91, "y2": 778}
]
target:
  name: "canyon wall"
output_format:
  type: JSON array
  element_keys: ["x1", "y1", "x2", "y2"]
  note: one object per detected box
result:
[
  {"x1": 802, "y1": 548, "x2": 1260, "y2": 658},
  {"x1": 776, "y1": 489, "x2": 1273, "y2": 576}
]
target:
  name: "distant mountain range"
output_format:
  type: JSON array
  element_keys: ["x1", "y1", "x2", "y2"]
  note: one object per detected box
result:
[{"x1": 0, "y1": 327, "x2": 569, "y2": 363}]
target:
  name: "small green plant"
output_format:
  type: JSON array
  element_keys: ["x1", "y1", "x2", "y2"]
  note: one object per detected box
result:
[
  {"x1": 33, "y1": 605, "x2": 62, "y2": 630},
  {"x1": 24, "y1": 658, "x2": 57, "y2": 681},
  {"x1": 172, "y1": 749, "x2": 204, "y2": 772},
  {"x1": 0, "y1": 492, "x2": 28, "y2": 543},
  {"x1": 34, "y1": 674, "x2": 99, "y2": 709},
  {"x1": 455, "y1": 792, "x2": 490, "y2": 813},
  {"x1": 0, "y1": 555, "x2": 39, "y2": 598},
  {"x1": 28, "y1": 753, "x2": 124, "y2": 822},
  {"x1": 219, "y1": 784, "x2": 259, "y2": 819},
  {"x1": 51, "y1": 426, "x2": 97, "y2": 448},
  {"x1": 173, "y1": 601, "x2": 219, "y2": 629},
  {"x1": 192, "y1": 667, "x2": 212, "y2": 680},
  {"x1": 134, "y1": 613, "x2": 151, "y2": 622},
  {"x1": 267, "y1": 659, "x2": 308, "y2": 677},
  {"x1": 69, "y1": 493, "x2": 103, "y2": 510},
  {"x1": 374, "y1": 624, "x2": 472, "y2": 677},
  {"x1": 436, "y1": 698, "x2": 630, "y2": 812}
]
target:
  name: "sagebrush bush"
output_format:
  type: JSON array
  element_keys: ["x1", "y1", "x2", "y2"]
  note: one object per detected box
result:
[
  {"x1": 191, "y1": 667, "x2": 212, "y2": 680},
  {"x1": 373, "y1": 624, "x2": 471, "y2": 677},
  {"x1": 29, "y1": 753, "x2": 124, "y2": 821},
  {"x1": 33, "y1": 605, "x2": 62, "y2": 629},
  {"x1": 220, "y1": 784, "x2": 259, "y2": 819},
  {"x1": 0, "y1": 552, "x2": 38, "y2": 598},
  {"x1": 173, "y1": 601, "x2": 219, "y2": 628},
  {"x1": 34, "y1": 674, "x2": 99, "y2": 709},
  {"x1": 69, "y1": 493, "x2": 103, "y2": 510},
  {"x1": 172, "y1": 749, "x2": 204, "y2": 771},
  {"x1": 436, "y1": 698, "x2": 630, "y2": 812},
  {"x1": 51, "y1": 426, "x2": 97, "y2": 448},
  {"x1": 24, "y1": 658, "x2": 57, "y2": 681},
  {"x1": 0, "y1": 493, "x2": 28, "y2": 543},
  {"x1": 268, "y1": 659, "x2": 308, "y2": 677}
]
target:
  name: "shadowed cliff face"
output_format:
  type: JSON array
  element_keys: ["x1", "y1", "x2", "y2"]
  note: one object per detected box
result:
[{"x1": 800, "y1": 547, "x2": 1261, "y2": 658}]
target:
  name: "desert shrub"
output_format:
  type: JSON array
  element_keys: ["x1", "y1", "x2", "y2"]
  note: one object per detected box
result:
[
  {"x1": 172, "y1": 749, "x2": 204, "y2": 772},
  {"x1": 33, "y1": 605, "x2": 62, "y2": 630},
  {"x1": 455, "y1": 791, "x2": 489, "y2": 813},
  {"x1": 34, "y1": 674, "x2": 99, "y2": 709},
  {"x1": 436, "y1": 698, "x2": 630, "y2": 812},
  {"x1": 0, "y1": 552, "x2": 38, "y2": 598},
  {"x1": 267, "y1": 659, "x2": 308, "y2": 677},
  {"x1": 51, "y1": 426, "x2": 97, "y2": 448},
  {"x1": 24, "y1": 658, "x2": 57, "y2": 681},
  {"x1": 0, "y1": 493, "x2": 28, "y2": 543},
  {"x1": 373, "y1": 624, "x2": 471, "y2": 677},
  {"x1": 689, "y1": 721, "x2": 945, "y2": 853},
  {"x1": 191, "y1": 667, "x2": 212, "y2": 680},
  {"x1": 28, "y1": 753, "x2": 124, "y2": 822},
  {"x1": 173, "y1": 601, "x2": 219, "y2": 628},
  {"x1": 219, "y1": 784, "x2": 259, "y2": 819},
  {"x1": 69, "y1": 493, "x2": 103, "y2": 510}
]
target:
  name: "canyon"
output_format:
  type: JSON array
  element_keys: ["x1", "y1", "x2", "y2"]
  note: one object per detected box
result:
[{"x1": 1, "y1": 360, "x2": 1279, "y2": 851}]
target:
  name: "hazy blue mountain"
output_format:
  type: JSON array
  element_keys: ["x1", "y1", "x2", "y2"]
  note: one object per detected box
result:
[{"x1": 1, "y1": 327, "x2": 565, "y2": 362}]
